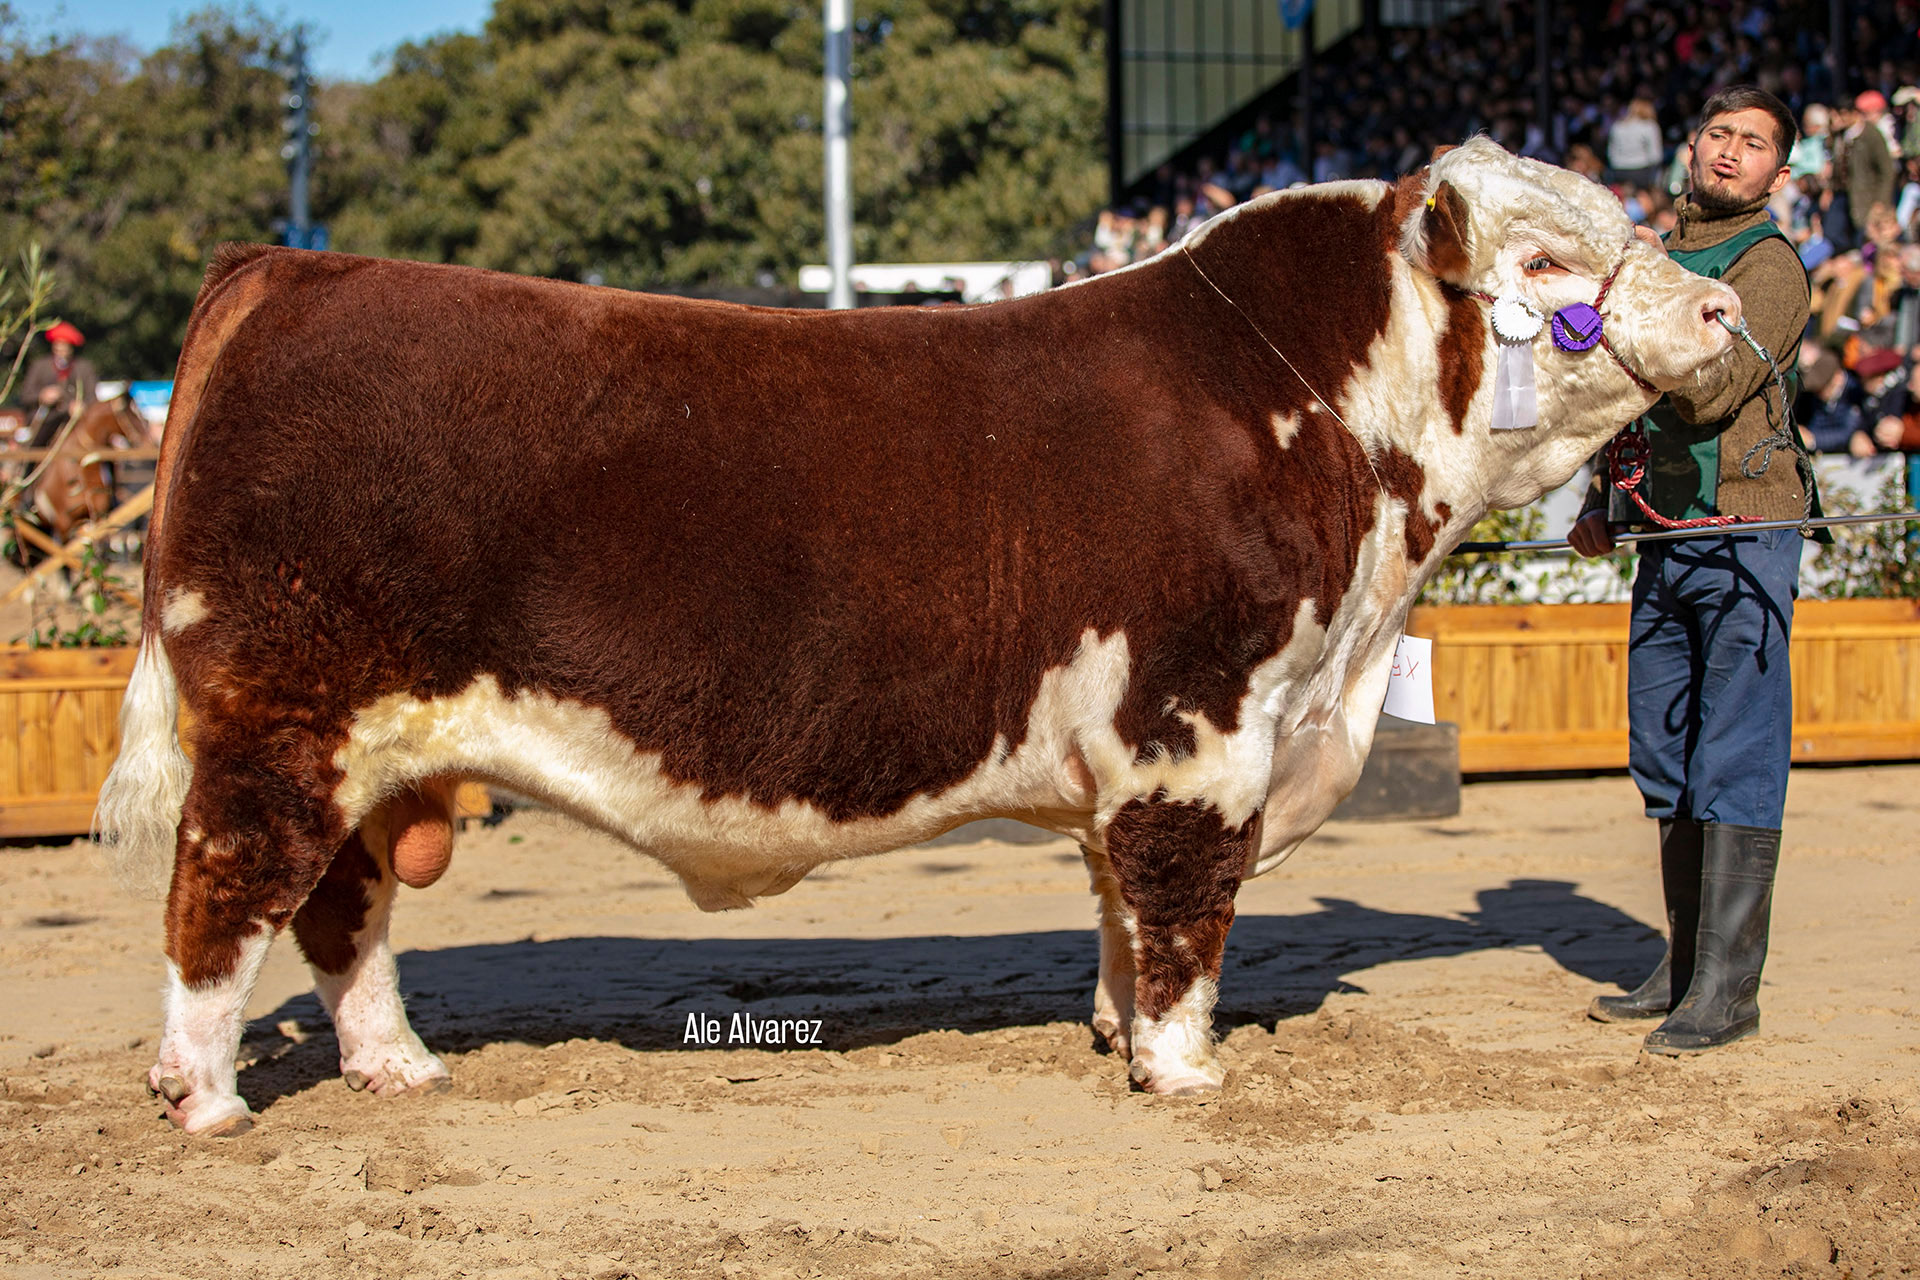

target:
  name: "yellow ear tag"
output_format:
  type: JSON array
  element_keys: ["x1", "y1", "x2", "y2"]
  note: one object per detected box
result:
[{"x1": 1425, "y1": 196, "x2": 1436, "y2": 210}]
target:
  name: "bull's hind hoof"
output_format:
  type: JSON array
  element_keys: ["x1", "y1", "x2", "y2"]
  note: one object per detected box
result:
[
  {"x1": 376, "y1": 1071, "x2": 453, "y2": 1098},
  {"x1": 148, "y1": 1063, "x2": 255, "y2": 1135},
  {"x1": 191, "y1": 1109, "x2": 255, "y2": 1138},
  {"x1": 159, "y1": 1092, "x2": 255, "y2": 1136},
  {"x1": 339, "y1": 1053, "x2": 452, "y2": 1098}
]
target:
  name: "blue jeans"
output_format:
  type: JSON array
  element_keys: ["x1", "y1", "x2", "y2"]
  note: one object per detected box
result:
[{"x1": 1628, "y1": 529, "x2": 1803, "y2": 828}]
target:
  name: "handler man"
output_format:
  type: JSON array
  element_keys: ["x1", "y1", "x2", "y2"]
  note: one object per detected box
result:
[{"x1": 1570, "y1": 85, "x2": 1813, "y2": 1055}]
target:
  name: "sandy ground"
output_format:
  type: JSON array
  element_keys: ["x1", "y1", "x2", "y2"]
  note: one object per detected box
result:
[{"x1": 2, "y1": 766, "x2": 1917, "y2": 1280}]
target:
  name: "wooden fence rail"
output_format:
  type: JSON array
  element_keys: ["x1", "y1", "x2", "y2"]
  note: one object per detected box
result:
[
  {"x1": 1408, "y1": 599, "x2": 1920, "y2": 773},
  {"x1": 0, "y1": 646, "x2": 135, "y2": 837}
]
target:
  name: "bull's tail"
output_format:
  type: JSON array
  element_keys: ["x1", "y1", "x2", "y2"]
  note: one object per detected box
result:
[
  {"x1": 93, "y1": 634, "x2": 191, "y2": 899},
  {"x1": 92, "y1": 247, "x2": 279, "y2": 897}
]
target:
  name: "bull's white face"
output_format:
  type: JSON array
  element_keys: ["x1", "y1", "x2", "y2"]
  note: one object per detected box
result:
[{"x1": 1423, "y1": 138, "x2": 1740, "y2": 506}]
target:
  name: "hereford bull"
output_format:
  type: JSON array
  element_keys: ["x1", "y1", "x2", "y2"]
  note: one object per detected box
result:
[{"x1": 97, "y1": 139, "x2": 1739, "y2": 1135}]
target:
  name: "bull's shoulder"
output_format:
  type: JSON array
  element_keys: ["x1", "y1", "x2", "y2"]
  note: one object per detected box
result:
[{"x1": 202, "y1": 242, "x2": 281, "y2": 298}]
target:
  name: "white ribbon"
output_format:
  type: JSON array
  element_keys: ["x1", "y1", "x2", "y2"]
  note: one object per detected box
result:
[{"x1": 1491, "y1": 342, "x2": 1539, "y2": 431}]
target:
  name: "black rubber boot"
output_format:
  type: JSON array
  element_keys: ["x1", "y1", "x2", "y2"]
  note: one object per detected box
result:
[
  {"x1": 1643, "y1": 823, "x2": 1780, "y2": 1055},
  {"x1": 1589, "y1": 818, "x2": 1702, "y2": 1022}
]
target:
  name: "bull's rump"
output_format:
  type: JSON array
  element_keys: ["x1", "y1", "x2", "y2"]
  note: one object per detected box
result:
[{"x1": 155, "y1": 248, "x2": 1324, "y2": 831}]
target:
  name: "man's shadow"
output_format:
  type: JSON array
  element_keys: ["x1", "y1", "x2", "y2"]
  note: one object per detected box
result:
[{"x1": 239, "y1": 877, "x2": 1661, "y2": 1109}]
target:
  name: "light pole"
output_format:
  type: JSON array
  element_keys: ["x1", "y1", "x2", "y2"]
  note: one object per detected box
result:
[
  {"x1": 282, "y1": 27, "x2": 314, "y2": 249},
  {"x1": 824, "y1": 1, "x2": 854, "y2": 310}
]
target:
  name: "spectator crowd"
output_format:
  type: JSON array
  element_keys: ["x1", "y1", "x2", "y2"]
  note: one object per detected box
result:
[{"x1": 1076, "y1": 0, "x2": 1920, "y2": 485}]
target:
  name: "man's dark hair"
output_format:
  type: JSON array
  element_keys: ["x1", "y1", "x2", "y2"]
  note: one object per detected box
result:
[{"x1": 1695, "y1": 86, "x2": 1798, "y2": 166}]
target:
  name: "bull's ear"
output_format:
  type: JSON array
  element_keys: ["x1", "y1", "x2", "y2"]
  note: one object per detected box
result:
[
  {"x1": 1430, "y1": 144, "x2": 1459, "y2": 162},
  {"x1": 1401, "y1": 179, "x2": 1474, "y2": 286}
]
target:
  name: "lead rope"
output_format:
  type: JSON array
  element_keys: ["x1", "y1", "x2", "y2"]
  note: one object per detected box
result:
[{"x1": 1606, "y1": 314, "x2": 1814, "y2": 532}]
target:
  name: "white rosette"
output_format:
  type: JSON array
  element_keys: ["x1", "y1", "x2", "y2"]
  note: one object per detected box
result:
[{"x1": 1490, "y1": 295, "x2": 1544, "y2": 343}]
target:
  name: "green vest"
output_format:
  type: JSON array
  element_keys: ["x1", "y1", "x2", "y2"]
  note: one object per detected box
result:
[{"x1": 1625, "y1": 220, "x2": 1805, "y2": 522}]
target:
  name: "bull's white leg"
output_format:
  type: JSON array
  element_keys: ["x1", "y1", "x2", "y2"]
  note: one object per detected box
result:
[
  {"x1": 148, "y1": 926, "x2": 273, "y2": 1137},
  {"x1": 1099, "y1": 795, "x2": 1256, "y2": 1096},
  {"x1": 311, "y1": 879, "x2": 449, "y2": 1097},
  {"x1": 1128, "y1": 976, "x2": 1225, "y2": 1096},
  {"x1": 294, "y1": 833, "x2": 449, "y2": 1097},
  {"x1": 1082, "y1": 845, "x2": 1137, "y2": 1058}
]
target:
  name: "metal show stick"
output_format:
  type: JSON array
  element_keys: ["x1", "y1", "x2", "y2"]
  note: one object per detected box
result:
[{"x1": 1453, "y1": 509, "x2": 1920, "y2": 555}]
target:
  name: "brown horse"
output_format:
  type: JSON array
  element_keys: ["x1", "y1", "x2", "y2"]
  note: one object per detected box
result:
[{"x1": 11, "y1": 396, "x2": 151, "y2": 560}]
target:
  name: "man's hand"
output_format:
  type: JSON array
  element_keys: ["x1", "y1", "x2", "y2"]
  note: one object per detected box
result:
[
  {"x1": 1631, "y1": 225, "x2": 1668, "y2": 255},
  {"x1": 1850, "y1": 430, "x2": 1879, "y2": 458},
  {"x1": 1568, "y1": 511, "x2": 1616, "y2": 557},
  {"x1": 36, "y1": 384, "x2": 61, "y2": 406},
  {"x1": 1874, "y1": 415, "x2": 1906, "y2": 450}
]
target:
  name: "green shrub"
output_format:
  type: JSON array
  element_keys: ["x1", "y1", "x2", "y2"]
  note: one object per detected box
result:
[
  {"x1": 1805, "y1": 466, "x2": 1920, "y2": 600},
  {"x1": 1420, "y1": 505, "x2": 1637, "y2": 605}
]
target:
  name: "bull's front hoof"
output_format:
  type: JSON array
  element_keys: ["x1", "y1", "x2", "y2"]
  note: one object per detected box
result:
[
  {"x1": 1127, "y1": 1058, "x2": 1225, "y2": 1097},
  {"x1": 1091, "y1": 1013, "x2": 1131, "y2": 1059}
]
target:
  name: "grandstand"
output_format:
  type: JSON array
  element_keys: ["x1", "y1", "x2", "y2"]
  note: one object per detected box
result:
[{"x1": 1099, "y1": 1, "x2": 1881, "y2": 215}]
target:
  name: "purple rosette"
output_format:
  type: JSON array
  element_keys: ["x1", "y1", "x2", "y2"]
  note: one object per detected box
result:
[{"x1": 1551, "y1": 302, "x2": 1603, "y2": 352}]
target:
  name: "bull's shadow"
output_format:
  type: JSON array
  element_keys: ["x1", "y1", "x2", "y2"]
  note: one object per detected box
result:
[{"x1": 239, "y1": 878, "x2": 1661, "y2": 1109}]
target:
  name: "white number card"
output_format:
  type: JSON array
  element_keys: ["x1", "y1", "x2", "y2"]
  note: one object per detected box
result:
[{"x1": 1382, "y1": 635, "x2": 1435, "y2": 724}]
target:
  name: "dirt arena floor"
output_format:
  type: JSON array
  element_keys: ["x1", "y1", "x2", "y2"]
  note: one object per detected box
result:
[{"x1": 2, "y1": 764, "x2": 1916, "y2": 1280}]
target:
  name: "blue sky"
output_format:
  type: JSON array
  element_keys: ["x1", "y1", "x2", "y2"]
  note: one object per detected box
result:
[{"x1": 9, "y1": 0, "x2": 495, "y2": 81}]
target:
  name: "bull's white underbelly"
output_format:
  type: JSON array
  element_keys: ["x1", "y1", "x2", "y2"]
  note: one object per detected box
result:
[
  {"x1": 327, "y1": 628, "x2": 1123, "y2": 910},
  {"x1": 328, "y1": 582, "x2": 1406, "y2": 910},
  {"x1": 331, "y1": 667, "x2": 1085, "y2": 910}
]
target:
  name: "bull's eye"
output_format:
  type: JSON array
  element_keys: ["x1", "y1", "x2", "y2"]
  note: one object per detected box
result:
[{"x1": 1523, "y1": 256, "x2": 1563, "y2": 273}]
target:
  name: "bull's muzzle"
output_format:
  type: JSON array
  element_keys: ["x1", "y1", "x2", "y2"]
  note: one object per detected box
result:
[{"x1": 1700, "y1": 283, "x2": 1742, "y2": 337}]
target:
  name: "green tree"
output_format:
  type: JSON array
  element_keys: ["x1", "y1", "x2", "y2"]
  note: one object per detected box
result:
[
  {"x1": 0, "y1": 8, "x2": 300, "y2": 377},
  {"x1": 331, "y1": 0, "x2": 1105, "y2": 287},
  {"x1": 0, "y1": 0, "x2": 1106, "y2": 379}
]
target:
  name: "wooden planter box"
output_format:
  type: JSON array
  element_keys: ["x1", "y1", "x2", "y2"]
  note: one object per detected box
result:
[
  {"x1": 0, "y1": 645, "x2": 490, "y2": 839},
  {"x1": 1409, "y1": 599, "x2": 1920, "y2": 773},
  {"x1": 0, "y1": 645, "x2": 137, "y2": 838}
]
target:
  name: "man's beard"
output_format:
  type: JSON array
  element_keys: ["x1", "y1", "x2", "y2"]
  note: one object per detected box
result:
[{"x1": 1691, "y1": 174, "x2": 1759, "y2": 213}]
